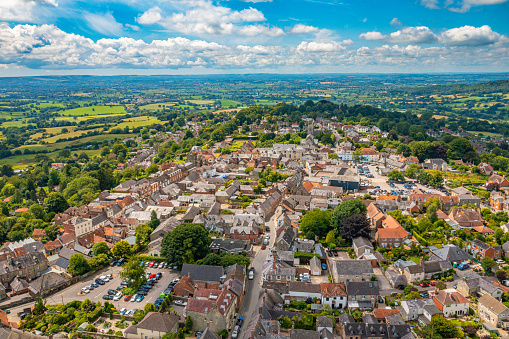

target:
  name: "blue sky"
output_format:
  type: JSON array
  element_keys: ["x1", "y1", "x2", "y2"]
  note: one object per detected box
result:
[{"x1": 0, "y1": 0, "x2": 508, "y2": 75}]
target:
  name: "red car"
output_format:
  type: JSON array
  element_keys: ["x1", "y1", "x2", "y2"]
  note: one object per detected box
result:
[
  {"x1": 124, "y1": 295, "x2": 132, "y2": 301},
  {"x1": 261, "y1": 244, "x2": 266, "y2": 250},
  {"x1": 149, "y1": 274, "x2": 156, "y2": 279},
  {"x1": 420, "y1": 283, "x2": 429, "y2": 287},
  {"x1": 148, "y1": 261, "x2": 156, "y2": 268}
]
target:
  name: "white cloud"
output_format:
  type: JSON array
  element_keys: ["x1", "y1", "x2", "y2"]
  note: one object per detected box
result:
[
  {"x1": 0, "y1": 0, "x2": 58, "y2": 22},
  {"x1": 296, "y1": 41, "x2": 346, "y2": 52},
  {"x1": 238, "y1": 25, "x2": 284, "y2": 37},
  {"x1": 390, "y1": 18, "x2": 402, "y2": 27},
  {"x1": 290, "y1": 24, "x2": 319, "y2": 34},
  {"x1": 1, "y1": 23, "x2": 508, "y2": 73},
  {"x1": 359, "y1": 31, "x2": 385, "y2": 40},
  {"x1": 85, "y1": 12, "x2": 124, "y2": 36},
  {"x1": 137, "y1": 7, "x2": 162, "y2": 25},
  {"x1": 440, "y1": 25, "x2": 503, "y2": 46},
  {"x1": 138, "y1": 1, "x2": 279, "y2": 37},
  {"x1": 421, "y1": 0, "x2": 440, "y2": 8},
  {"x1": 387, "y1": 26, "x2": 438, "y2": 44}
]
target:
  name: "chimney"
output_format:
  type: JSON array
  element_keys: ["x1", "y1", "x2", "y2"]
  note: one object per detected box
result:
[
  {"x1": 259, "y1": 305, "x2": 262, "y2": 315},
  {"x1": 272, "y1": 259, "x2": 276, "y2": 270},
  {"x1": 206, "y1": 322, "x2": 210, "y2": 328},
  {"x1": 251, "y1": 329, "x2": 255, "y2": 338}
]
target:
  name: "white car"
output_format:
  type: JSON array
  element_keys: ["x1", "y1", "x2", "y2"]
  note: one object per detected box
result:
[
  {"x1": 113, "y1": 292, "x2": 123, "y2": 301},
  {"x1": 81, "y1": 287, "x2": 90, "y2": 294},
  {"x1": 130, "y1": 294, "x2": 138, "y2": 302},
  {"x1": 106, "y1": 274, "x2": 113, "y2": 280},
  {"x1": 100, "y1": 275, "x2": 110, "y2": 282},
  {"x1": 248, "y1": 271, "x2": 254, "y2": 280}
]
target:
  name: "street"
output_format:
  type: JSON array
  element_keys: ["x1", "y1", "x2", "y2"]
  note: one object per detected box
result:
[{"x1": 238, "y1": 206, "x2": 280, "y2": 339}]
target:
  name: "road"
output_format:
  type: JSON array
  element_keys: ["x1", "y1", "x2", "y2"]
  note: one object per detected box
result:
[
  {"x1": 6, "y1": 264, "x2": 178, "y2": 320},
  {"x1": 238, "y1": 207, "x2": 280, "y2": 339}
]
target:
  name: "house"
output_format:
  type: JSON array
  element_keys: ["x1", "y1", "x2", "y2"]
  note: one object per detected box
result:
[
  {"x1": 28, "y1": 272, "x2": 69, "y2": 297},
  {"x1": 184, "y1": 288, "x2": 237, "y2": 333},
  {"x1": 0, "y1": 252, "x2": 48, "y2": 284},
  {"x1": 451, "y1": 186, "x2": 481, "y2": 207},
  {"x1": 283, "y1": 282, "x2": 321, "y2": 304},
  {"x1": 346, "y1": 281, "x2": 379, "y2": 310},
  {"x1": 332, "y1": 260, "x2": 374, "y2": 284},
  {"x1": 448, "y1": 208, "x2": 485, "y2": 227},
  {"x1": 352, "y1": 237, "x2": 374, "y2": 258},
  {"x1": 456, "y1": 272, "x2": 503, "y2": 301},
  {"x1": 489, "y1": 174, "x2": 509, "y2": 188},
  {"x1": 320, "y1": 283, "x2": 347, "y2": 309},
  {"x1": 125, "y1": 312, "x2": 180, "y2": 339},
  {"x1": 400, "y1": 298, "x2": 436, "y2": 321},
  {"x1": 403, "y1": 265, "x2": 424, "y2": 283},
  {"x1": 429, "y1": 244, "x2": 473, "y2": 264},
  {"x1": 181, "y1": 264, "x2": 224, "y2": 284},
  {"x1": 210, "y1": 238, "x2": 252, "y2": 255},
  {"x1": 422, "y1": 158, "x2": 448, "y2": 171},
  {"x1": 274, "y1": 226, "x2": 296, "y2": 252},
  {"x1": 468, "y1": 239, "x2": 502, "y2": 260},
  {"x1": 310, "y1": 256, "x2": 322, "y2": 276},
  {"x1": 376, "y1": 225, "x2": 411, "y2": 249},
  {"x1": 262, "y1": 251, "x2": 297, "y2": 282},
  {"x1": 479, "y1": 163, "x2": 494, "y2": 175},
  {"x1": 478, "y1": 294, "x2": 509, "y2": 329},
  {"x1": 433, "y1": 289, "x2": 469, "y2": 317}
]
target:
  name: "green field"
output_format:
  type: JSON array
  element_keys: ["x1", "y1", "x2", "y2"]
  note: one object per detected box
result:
[
  {"x1": 139, "y1": 102, "x2": 176, "y2": 111},
  {"x1": 16, "y1": 133, "x2": 133, "y2": 152},
  {"x1": 112, "y1": 116, "x2": 163, "y2": 130},
  {"x1": 220, "y1": 100, "x2": 241, "y2": 107},
  {"x1": 54, "y1": 113, "x2": 126, "y2": 122},
  {"x1": 59, "y1": 105, "x2": 125, "y2": 116},
  {"x1": 0, "y1": 149, "x2": 100, "y2": 169},
  {"x1": 188, "y1": 99, "x2": 215, "y2": 105}
]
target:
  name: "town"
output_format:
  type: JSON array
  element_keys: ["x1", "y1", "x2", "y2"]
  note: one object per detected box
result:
[{"x1": 0, "y1": 101, "x2": 509, "y2": 339}]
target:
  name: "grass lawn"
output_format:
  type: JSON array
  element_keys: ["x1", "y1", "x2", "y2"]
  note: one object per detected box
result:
[
  {"x1": 59, "y1": 105, "x2": 125, "y2": 116},
  {"x1": 409, "y1": 256, "x2": 421, "y2": 265},
  {"x1": 467, "y1": 130, "x2": 503, "y2": 138}
]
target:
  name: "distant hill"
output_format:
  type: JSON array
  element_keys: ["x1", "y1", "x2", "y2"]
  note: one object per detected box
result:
[{"x1": 403, "y1": 79, "x2": 509, "y2": 96}]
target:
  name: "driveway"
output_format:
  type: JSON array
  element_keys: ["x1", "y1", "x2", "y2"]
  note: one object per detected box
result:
[{"x1": 373, "y1": 267, "x2": 397, "y2": 296}]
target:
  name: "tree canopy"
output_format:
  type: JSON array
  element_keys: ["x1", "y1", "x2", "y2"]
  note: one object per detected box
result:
[
  {"x1": 299, "y1": 209, "x2": 332, "y2": 238},
  {"x1": 332, "y1": 199, "x2": 367, "y2": 233},
  {"x1": 161, "y1": 223, "x2": 211, "y2": 266}
]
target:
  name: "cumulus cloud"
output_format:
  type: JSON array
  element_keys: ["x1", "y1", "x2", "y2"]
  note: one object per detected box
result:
[
  {"x1": 0, "y1": 23, "x2": 508, "y2": 73},
  {"x1": 0, "y1": 0, "x2": 58, "y2": 22},
  {"x1": 440, "y1": 25, "x2": 503, "y2": 46},
  {"x1": 137, "y1": 7, "x2": 162, "y2": 25},
  {"x1": 387, "y1": 26, "x2": 438, "y2": 44},
  {"x1": 137, "y1": 0, "x2": 281, "y2": 37},
  {"x1": 296, "y1": 41, "x2": 346, "y2": 52},
  {"x1": 448, "y1": 0, "x2": 508, "y2": 12},
  {"x1": 85, "y1": 13, "x2": 124, "y2": 36},
  {"x1": 359, "y1": 31, "x2": 385, "y2": 41},
  {"x1": 390, "y1": 18, "x2": 402, "y2": 27},
  {"x1": 290, "y1": 24, "x2": 320, "y2": 34}
]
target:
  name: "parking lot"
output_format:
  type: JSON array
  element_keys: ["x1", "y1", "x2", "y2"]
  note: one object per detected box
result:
[{"x1": 6, "y1": 263, "x2": 180, "y2": 319}]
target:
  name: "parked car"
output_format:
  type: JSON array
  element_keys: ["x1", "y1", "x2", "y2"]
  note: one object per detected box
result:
[
  {"x1": 102, "y1": 295, "x2": 113, "y2": 300},
  {"x1": 119, "y1": 308, "x2": 127, "y2": 315},
  {"x1": 497, "y1": 259, "x2": 505, "y2": 264},
  {"x1": 420, "y1": 292, "x2": 429, "y2": 298},
  {"x1": 237, "y1": 318, "x2": 244, "y2": 327},
  {"x1": 81, "y1": 288, "x2": 90, "y2": 294},
  {"x1": 261, "y1": 244, "x2": 266, "y2": 250},
  {"x1": 419, "y1": 283, "x2": 429, "y2": 287},
  {"x1": 91, "y1": 282, "x2": 99, "y2": 288},
  {"x1": 114, "y1": 292, "x2": 123, "y2": 301},
  {"x1": 95, "y1": 279, "x2": 105, "y2": 285},
  {"x1": 130, "y1": 294, "x2": 138, "y2": 302},
  {"x1": 378, "y1": 296, "x2": 384, "y2": 304},
  {"x1": 321, "y1": 263, "x2": 327, "y2": 270},
  {"x1": 430, "y1": 280, "x2": 437, "y2": 286},
  {"x1": 107, "y1": 289, "x2": 117, "y2": 295},
  {"x1": 248, "y1": 270, "x2": 254, "y2": 280},
  {"x1": 124, "y1": 295, "x2": 132, "y2": 301}
]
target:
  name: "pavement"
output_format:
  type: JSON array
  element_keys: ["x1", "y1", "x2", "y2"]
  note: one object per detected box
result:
[
  {"x1": 6, "y1": 264, "x2": 178, "y2": 321},
  {"x1": 238, "y1": 207, "x2": 280, "y2": 339}
]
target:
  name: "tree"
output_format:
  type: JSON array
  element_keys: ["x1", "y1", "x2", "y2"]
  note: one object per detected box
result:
[
  {"x1": 388, "y1": 170, "x2": 404, "y2": 182},
  {"x1": 92, "y1": 242, "x2": 110, "y2": 257},
  {"x1": 496, "y1": 269, "x2": 508, "y2": 281},
  {"x1": 337, "y1": 214, "x2": 370, "y2": 241},
  {"x1": 321, "y1": 303, "x2": 332, "y2": 315},
  {"x1": 120, "y1": 257, "x2": 146, "y2": 287},
  {"x1": 495, "y1": 228, "x2": 505, "y2": 245},
  {"x1": 144, "y1": 303, "x2": 155, "y2": 313},
  {"x1": 299, "y1": 209, "x2": 332, "y2": 238},
  {"x1": 280, "y1": 315, "x2": 292, "y2": 329},
  {"x1": 481, "y1": 257, "x2": 496, "y2": 273},
  {"x1": 424, "y1": 316, "x2": 463, "y2": 339},
  {"x1": 68, "y1": 254, "x2": 91, "y2": 276},
  {"x1": 403, "y1": 291, "x2": 421, "y2": 300},
  {"x1": 63, "y1": 176, "x2": 100, "y2": 206},
  {"x1": 325, "y1": 230, "x2": 336, "y2": 245},
  {"x1": 111, "y1": 240, "x2": 132, "y2": 258},
  {"x1": 332, "y1": 199, "x2": 367, "y2": 234},
  {"x1": 136, "y1": 224, "x2": 152, "y2": 246},
  {"x1": 201, "y1": 253, "x2": 222, "y2": 266},
  {"x1": 435, "y1": 281, "x2": 447, "y2": 290},
  {"x1": 33, "y1": 297, "x2": 47, "y2": 316},
  {"x1": 44, "y1": 192, "x2": 69, "y2": 214},
  {"x1": 417, "y1": 172, "x2": 429, "y2": 184},
  {"x1": 184, "y1": 316, "x2": 193, "y2": 333},
  {"x1": 146, "y1": 164, "x2": 159, "y2": 175},
  {"x1": 404, "y1": 164, "x2": 420, "y2": 178},
  {"x1": 29, "y1": 204, "x2": 45, "y2": 220},
  {"x1": 428, "y1": 172, "x2": 444, "y2": 187},
  {"x1": 160, "y1": 223, "x2": 211, "y2": 266},
  {"x1": 148, "y1": 210, "x2": 160, "y2": 229}
]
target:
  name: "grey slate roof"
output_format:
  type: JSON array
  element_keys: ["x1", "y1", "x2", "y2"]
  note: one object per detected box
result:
[
  {"x1": 346, "y1": 281, "x2": 379, "y2": 295},
  {"x1": 181, "y1": 263, "x2": 224, "y2": 283}
]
